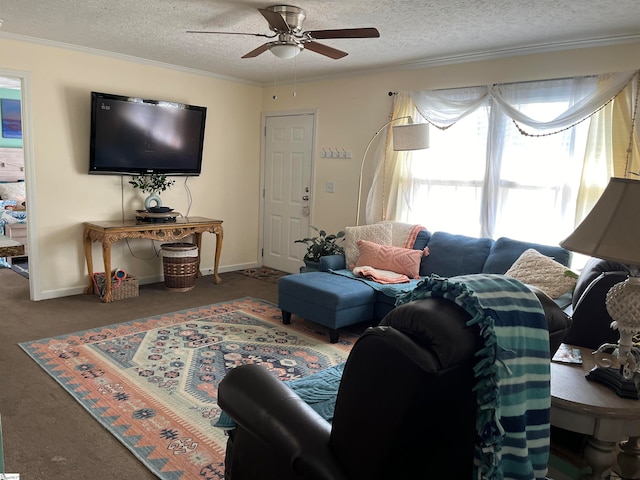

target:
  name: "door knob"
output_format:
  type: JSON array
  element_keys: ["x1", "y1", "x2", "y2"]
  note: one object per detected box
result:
[{"x1": 302, "y1": 195, "x2": 309, "y2": 201}]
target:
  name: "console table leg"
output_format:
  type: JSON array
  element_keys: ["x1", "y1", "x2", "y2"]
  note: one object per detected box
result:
[
  {"x1": 101, "y1": 241, "x2": 113, "y2": 303},
  {"x1": 583, "y1": 437, "x2": 616, "y2": 480},
  {"x1": 83, "y1": 229, "x2": 94, "y2": 294},
  {"x1": 194, "y1": 233, "x2": 203, "y2": 278},
  {"x1": 213, "y1": 230, "x2": 223, "y2": 284},
  {"x1": 618, "y1": 437, "x2": 640, "y2": 479}
]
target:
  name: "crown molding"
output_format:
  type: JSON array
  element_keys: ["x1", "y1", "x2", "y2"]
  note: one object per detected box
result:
[
  {"x1": 0, "y1": 32, "x2": 261, "y2": 86},
  {"x1": 394, "y1": 33, "x2": 640, "y2": 71},
  {"x1": 265, "y1": 34, "x2": 640, "y2": 86},
  {"x1": 1, "y1": 30, "x2": 639, "y2": 87}
]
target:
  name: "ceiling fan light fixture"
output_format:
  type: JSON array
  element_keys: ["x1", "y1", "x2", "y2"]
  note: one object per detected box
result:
[
  {"x1": 188, "y1": 4, "x2": 379, "y2": 61},
  {"x1": 269, "y1": 43, "x2": 303, "y2": 59}
]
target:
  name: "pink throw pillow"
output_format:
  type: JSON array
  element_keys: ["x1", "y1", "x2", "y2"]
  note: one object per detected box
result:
[{"x1": 355, "y1": 240, "x2": 426, "y2": 279}]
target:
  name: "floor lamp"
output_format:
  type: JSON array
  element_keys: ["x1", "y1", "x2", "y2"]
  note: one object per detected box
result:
[{"x1": 355, "y1": 116, "x2": 429, "y2": 226}]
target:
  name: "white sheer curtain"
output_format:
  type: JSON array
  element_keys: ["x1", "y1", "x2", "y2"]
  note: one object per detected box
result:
[
  {"x1": 483, "y1": 76, "x2": 597, "y2": 241},
  {"x1": 367, "y1": 70, "x2": 639, "y2": 246},
  {"x1": 366, "y1": 92, "x2": 416, "y2": 224}
]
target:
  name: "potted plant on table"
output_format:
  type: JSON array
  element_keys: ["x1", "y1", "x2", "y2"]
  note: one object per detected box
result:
[
  {"x1": 129, "y1": 173, "x2": 175, "y2": 211},
  {"x1": 295, "y1": 226, "x2": 345, "y2": 272}
]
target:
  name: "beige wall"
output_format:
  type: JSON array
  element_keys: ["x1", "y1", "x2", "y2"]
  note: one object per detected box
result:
[
  {"x1": 262, "y1": 42, "x2": 640, "y2": 237},
  {"x1": 1, "y1": 37, "x2": 263, "y2": 299},
  {"x1": 0, "y1": 36, "x2": 638, "y2": 299}
]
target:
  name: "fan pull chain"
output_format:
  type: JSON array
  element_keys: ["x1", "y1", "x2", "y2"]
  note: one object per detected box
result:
[
  {"x1": 272, "y1": 55, "x2": 278, "y2": 100},
  {"x1": 292, "y1": 54, "x2": 297, "y2": 97}
]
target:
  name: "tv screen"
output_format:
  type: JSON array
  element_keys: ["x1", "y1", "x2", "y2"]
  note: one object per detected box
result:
[{"x1": 89, "y1": 91, "x2": 207, "y2": 176}]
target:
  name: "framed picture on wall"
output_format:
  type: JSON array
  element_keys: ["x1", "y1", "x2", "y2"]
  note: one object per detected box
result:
[{"x1": 1, "y1": 99, "x2": 22, "y2": 139}]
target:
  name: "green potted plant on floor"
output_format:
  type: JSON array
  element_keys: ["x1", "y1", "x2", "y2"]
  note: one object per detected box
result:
[{"x1": 295, "y1": 226, "x2": 345, "y2": 272}]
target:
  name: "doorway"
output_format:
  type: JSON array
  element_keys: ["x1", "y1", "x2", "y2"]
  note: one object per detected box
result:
[
  {"x1": 0, "y1": 70, "x2": 36, "y2": 299},
  {"x1": 261, "y1": 112, "x2": 315, "y2": 273}
]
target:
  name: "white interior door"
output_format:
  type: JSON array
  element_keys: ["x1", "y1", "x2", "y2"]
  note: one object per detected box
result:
[{"x1": 262, "y1": 113, "x2": 314, "y2": 273}]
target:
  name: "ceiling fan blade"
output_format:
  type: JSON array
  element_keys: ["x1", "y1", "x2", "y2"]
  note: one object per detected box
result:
[
  {"x1": 258, "y1": 8, "x2": 291, "y2": 32},
  {"x1": 241, "y1": 43, "x2": 271, "y2": 59},
  {"x1": 305, "y1": 27, "x2": 380, "y2": 40},
  {"x1": 187, "y1": 30, "x2": 272, "y2": 38},
  {"x1": 303, "y1": 41, "x2": 348, "y2": 60}
]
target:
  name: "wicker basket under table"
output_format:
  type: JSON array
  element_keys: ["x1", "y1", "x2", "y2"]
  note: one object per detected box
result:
[
  {"x1": 92, "y1": 272, "x2": 139, "y2": 301},
  {"x1": 161, "y1": 243, "x2": 199, "y2": 292}
]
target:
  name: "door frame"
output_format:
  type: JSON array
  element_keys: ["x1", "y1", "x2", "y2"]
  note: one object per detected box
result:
[
  {"x1": 0, "y1": 68, "x2": 39, "y2": 300},
  {"x1": 259, "y1": 108, "x2": 318, "y2": 268}
]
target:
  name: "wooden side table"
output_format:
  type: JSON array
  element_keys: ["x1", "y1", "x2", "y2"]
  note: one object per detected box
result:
[
  {"x1": 3, "y1": 223, "x2": 28, "y2": 264},
  {"x1": 551, "y1": 344, "x2": 640, "y2": 479},
  {"x1": 83, "y1": 217, "x2": 223, "y2": 302},
  {"x1": 0, "y1": 234, "x2": 24, "y2": 258}
]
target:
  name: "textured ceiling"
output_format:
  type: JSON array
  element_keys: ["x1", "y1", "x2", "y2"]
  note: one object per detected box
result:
[{"x1": 1, "y1": 0, "x2": 639, "y2": 85}]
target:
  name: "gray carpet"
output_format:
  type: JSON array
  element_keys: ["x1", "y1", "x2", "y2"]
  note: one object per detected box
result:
[
  {"x1": 1, "y1": 268, "x2": 588, "y2": 479},
  {"x1": 0, "y1": 269, "x2": 278, "y2": 480}
]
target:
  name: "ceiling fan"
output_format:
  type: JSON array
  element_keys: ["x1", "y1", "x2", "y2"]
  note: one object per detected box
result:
[{"x1": 187, "y1": 4, "x2": 380, "y2": 60}]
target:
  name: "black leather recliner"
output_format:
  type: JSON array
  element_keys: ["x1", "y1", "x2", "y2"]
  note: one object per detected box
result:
[
  {"x1": 217, "y1": 288, "x2": 571, "y2": 480},
  {"x1": 563, "y1": 258, "x2": 629, "y2": 349}
]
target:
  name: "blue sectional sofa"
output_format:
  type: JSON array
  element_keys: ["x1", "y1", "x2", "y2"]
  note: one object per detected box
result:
[{"x1": 278, "y1": 230, "x2": 572, "y2": 342}]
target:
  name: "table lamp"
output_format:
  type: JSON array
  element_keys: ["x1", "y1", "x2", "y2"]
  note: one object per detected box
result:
[{"x1": 560, "y1": 177, "x2": 640, "y2": 398}]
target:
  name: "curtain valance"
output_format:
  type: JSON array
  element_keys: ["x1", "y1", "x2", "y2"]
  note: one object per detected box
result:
[
  {"x1": 366, "y1": 70, "x2": 639, "y2": 233},
  {"x1": 410, "y1": 70, "x2": 638, "y2": 132}
]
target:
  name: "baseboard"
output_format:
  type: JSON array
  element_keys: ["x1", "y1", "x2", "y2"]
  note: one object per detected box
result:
[
  {"x1": 36, "y1": 263, "x2": 261, "y2": 300},
  {"x1": 201, "y1": 262, "x2": 258, "y2": 275}
]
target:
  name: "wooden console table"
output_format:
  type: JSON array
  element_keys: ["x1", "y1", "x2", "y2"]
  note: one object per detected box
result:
[
  {"x1": 83, "y1": 217, "x2": 223, "y2": 303},
  {"x1": 551, "y1": 344, "x2": 640, "y2": 479}
]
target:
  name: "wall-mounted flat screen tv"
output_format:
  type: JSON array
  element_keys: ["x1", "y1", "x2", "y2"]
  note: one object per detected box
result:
[{"x1": 89, "y1": 91, "x2": 207, "y2": 176}]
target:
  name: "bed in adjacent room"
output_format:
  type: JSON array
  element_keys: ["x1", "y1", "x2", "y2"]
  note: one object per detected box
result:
[{"x1": 0, "y1": 147, "x2": 27, "y2": 267}]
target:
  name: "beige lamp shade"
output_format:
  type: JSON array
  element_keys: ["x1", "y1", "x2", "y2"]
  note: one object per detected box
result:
[
  {"x1": 392, "y1": 123, "x2": 430, "y2": 151},
  {"x1": 560, "y1": 177, "x2": 640, "y2": 266}
]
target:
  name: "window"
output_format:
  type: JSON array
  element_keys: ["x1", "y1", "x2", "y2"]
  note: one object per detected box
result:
[
  {"x1": 405, "y1": 77, "x2": 598, "y2": 246},
  {"x1": 408, "y1": 108, "x2": 488, "y2": 237}
]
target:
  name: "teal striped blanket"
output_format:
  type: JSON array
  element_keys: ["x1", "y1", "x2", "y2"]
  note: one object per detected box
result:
[{"x1": 396, "y1": 274, "x2": 550, "y2": 480}]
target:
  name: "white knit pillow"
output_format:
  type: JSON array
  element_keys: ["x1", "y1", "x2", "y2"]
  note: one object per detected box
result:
[
  {"x1": 505, "y1": 248, "x2": 576, "y2": 299},
  {"x1": 344, "y1": 223, "x2": 392, "y2": 268}
]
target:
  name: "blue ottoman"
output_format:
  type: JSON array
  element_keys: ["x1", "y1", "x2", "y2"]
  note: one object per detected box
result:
[{"x1": 278, "y1": 272, "x2": 376, "y2": 343}]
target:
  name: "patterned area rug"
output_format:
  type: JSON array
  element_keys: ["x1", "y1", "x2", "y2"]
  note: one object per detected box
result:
[
  {"x1": 19, "y1": 297, "x2": 355, "y2": 479},
  {"x1": 239, "y1": 266, "x2": 289, "y2": 284}
]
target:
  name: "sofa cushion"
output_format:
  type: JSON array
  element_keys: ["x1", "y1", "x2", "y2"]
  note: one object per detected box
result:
[
  {"x1": 413, "y1": 229, "x2": 431, "y2": 251},
  {"x1": 344, "y1": 223, "x2": 393, "y2": 268},
  {"x1": 420, "y1": 232, "x2": 493, "y2": 277},
  {"x1": 355, "y1": 240, "x2": 425, "y2": 279},
  {"x1": 376, "y1": 221, "x2": 429, "y2": 248},
  {"x1": 505, "y1": 248, "x2": 577, "y2": 299},
  {"x1": 482, "y1": 237, "x2": 570, "y2": 274},
  {"x1": 320, "y1": 229, "x2": 430, "y2": 273}
]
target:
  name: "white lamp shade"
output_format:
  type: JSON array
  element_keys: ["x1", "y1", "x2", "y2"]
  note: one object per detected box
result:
[
  {"x1": 269, "y1": 43, "x2": 302, "y2": 59},
  {"x1": 560, "y1": 177, "x2": 640, "y2": 265},
  {"x1": 392, "y1": 123, "x2": 429, "y2": 151}
]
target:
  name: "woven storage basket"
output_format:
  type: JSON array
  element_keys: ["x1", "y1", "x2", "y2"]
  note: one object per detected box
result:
[
  {"x1": 92, "y1": 272, "x2": 139, "y2": 301},
  {"x1": 161, "y1": 243, "x2": 199, "y2": 292}
]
